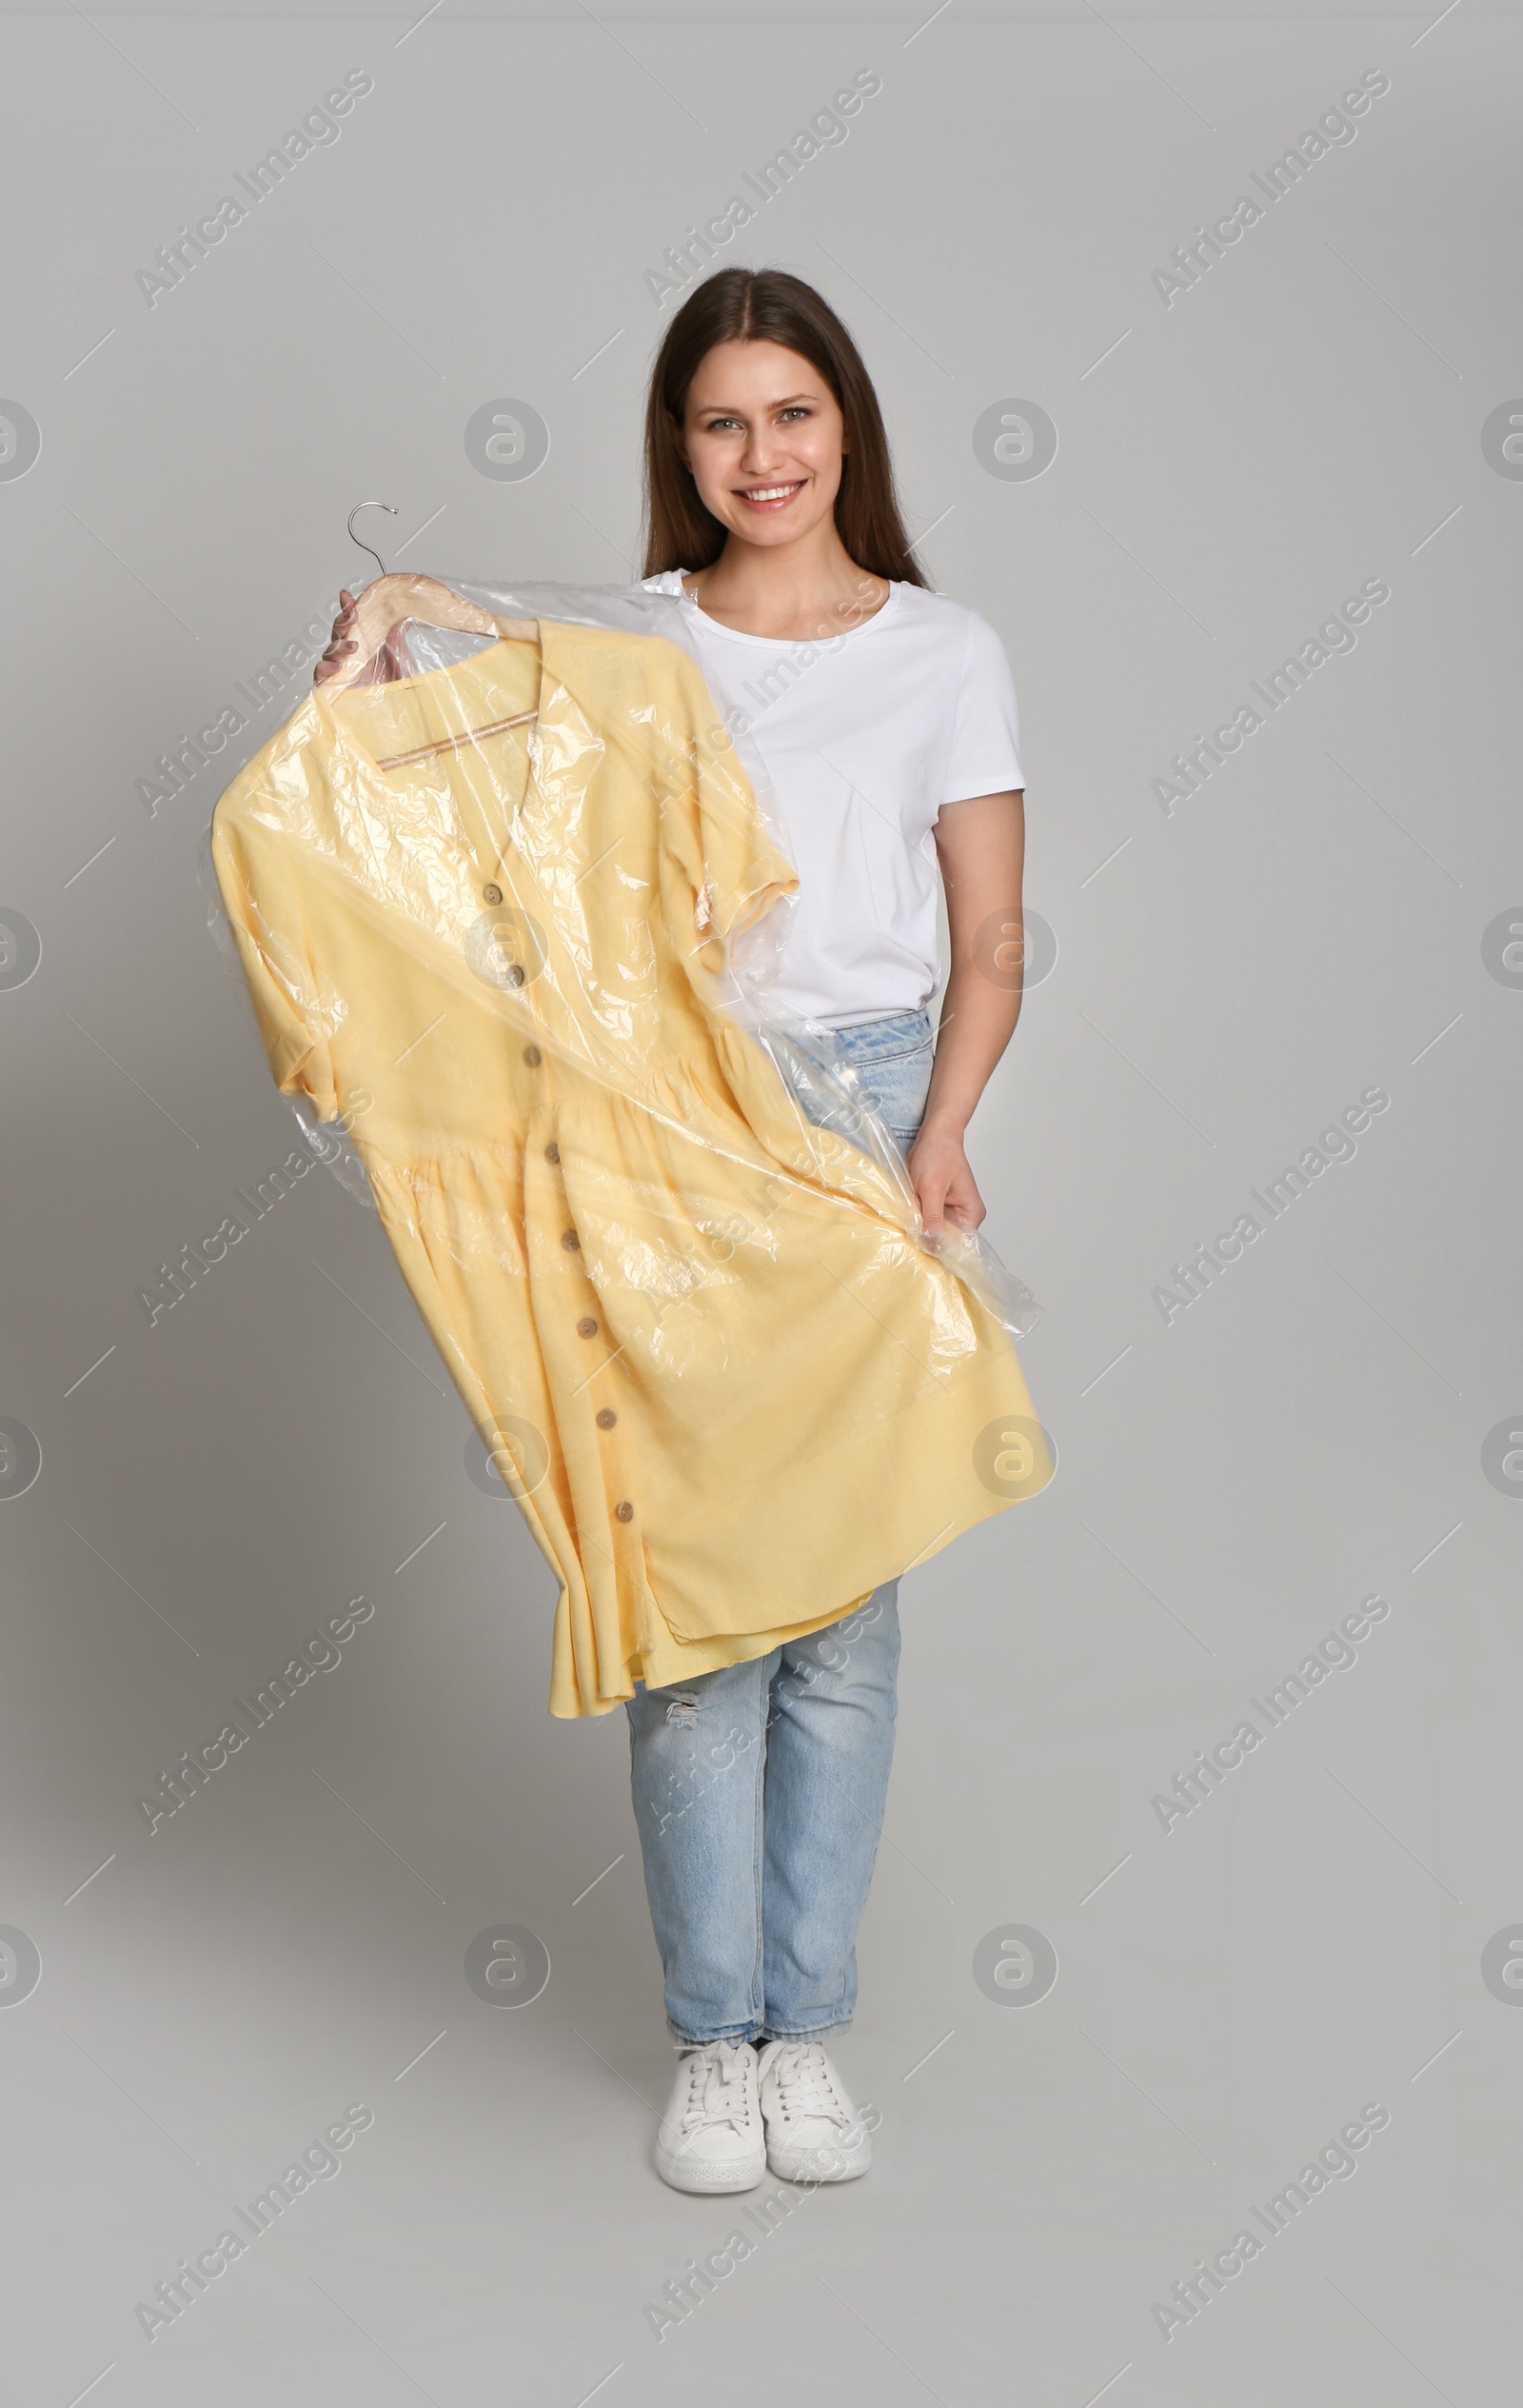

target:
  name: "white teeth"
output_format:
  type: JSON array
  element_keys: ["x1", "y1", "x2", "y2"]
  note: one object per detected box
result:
[{"x1": 743, "y1": 484, "x2": 800, "y2": 500}]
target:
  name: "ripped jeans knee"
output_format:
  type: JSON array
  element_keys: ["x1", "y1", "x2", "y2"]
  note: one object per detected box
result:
[{"x1": 649, "y1": 1703, "x2": 760, "y2": 1836}]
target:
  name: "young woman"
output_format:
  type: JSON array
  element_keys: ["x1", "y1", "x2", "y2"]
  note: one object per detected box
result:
[{"x1": 316, "y1": 268, "x2": 1028, "y2": 2195}]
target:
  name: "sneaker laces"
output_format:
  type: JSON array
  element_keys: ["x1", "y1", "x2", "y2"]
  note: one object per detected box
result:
[
  {"x1": 676, "y1": 2041, "x2": 755, "y2": 2137},
  {"x1": 767, "y1": 2041, "x2": 847, "y2": 2128}
]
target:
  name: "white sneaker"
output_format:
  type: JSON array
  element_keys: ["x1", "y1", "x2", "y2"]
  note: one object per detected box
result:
[
  {"x1": 655, "y1": 2040, "x2": 766, "y2": 2193},
  {"x1": 756, "y1": 2039, "x2": 871, "y2": 2182}
]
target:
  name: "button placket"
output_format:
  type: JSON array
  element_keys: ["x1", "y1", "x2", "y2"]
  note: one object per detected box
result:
[
  {"x1": 590, "y1": 1370, "x2": 634, "y2": 1534},
  {"x1": 540, "y1": 1111, "x2": 635, "y2": 1537},
  {"x1": 582, "y1": 1302, "x2": 632, "y2": 1529}
]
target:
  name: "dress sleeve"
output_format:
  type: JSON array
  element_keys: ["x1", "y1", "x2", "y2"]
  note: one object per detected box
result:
[
  {"x1": 209, "y1": 792, "x2": 340, "y2": 1120},
  {"x1": 657, "y1": 652, "x2": 799, "y2": 999},
  {"x1": 653, "y1": 647, "x2": 920, "y2": 1229},
  {"x1": 941, "y1": 610, "x2": 1024, "y2": 804}
]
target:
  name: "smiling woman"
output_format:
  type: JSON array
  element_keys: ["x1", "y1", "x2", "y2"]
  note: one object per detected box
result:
[
  {"x1": 623, "y1": 268, "x2": 1036, "y2": 2191},
  {"x1": 641, "y1": 266, "x2": 922, "y2": 621},
  {"x1": 308, "y1": 264, "x2": 1039, "y2": 2197}
]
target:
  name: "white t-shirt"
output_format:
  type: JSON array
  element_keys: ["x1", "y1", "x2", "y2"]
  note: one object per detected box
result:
[{"x1": 639, "y1": 570, "x2": 1023, "y2": 1027}]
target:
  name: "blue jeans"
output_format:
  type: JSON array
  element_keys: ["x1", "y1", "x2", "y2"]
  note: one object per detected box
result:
[
  {"x1": 626, "y1": 1008, "x2": 935, "y2": 2045},
  {"x1": 822, "y1": 1004, "x2": 937, "y2": 1153}
]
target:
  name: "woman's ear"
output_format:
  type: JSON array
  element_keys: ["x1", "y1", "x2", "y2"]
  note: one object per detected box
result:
[{"x1": 667, "y1": 409, "x2": 691, "y2": 472}]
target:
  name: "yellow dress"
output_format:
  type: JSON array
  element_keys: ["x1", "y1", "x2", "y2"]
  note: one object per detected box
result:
[{"x1": 210, "y1": 620, "x2": 1052, "y2": 1716}]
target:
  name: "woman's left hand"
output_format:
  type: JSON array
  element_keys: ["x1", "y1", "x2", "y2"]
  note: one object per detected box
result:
[{"x1": 905, "y1": 1121, "x2": 985, "y2": 1235}]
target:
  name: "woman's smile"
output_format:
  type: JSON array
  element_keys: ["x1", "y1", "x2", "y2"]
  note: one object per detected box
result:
[{"x1": 736, "y1": 479, "x2": 805, "y2": 510}]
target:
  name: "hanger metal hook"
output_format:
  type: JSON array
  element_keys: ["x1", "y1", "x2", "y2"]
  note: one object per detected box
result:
[{"x1": 346, "y1": 501, "x2": 398, "y2": 578}]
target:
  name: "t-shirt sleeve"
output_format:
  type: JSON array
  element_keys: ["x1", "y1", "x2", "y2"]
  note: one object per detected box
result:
[
  {"x1": 210, "y1": 793, "x2": 340, "y2": 1120},
  {"x1": 940, "y1": 610, "x2": 1024, "y2": 805}
]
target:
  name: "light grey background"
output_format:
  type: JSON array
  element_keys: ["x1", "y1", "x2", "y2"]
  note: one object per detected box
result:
[{"x1": 2, "y1": 4, "x2": 1519, "y2": 2402}]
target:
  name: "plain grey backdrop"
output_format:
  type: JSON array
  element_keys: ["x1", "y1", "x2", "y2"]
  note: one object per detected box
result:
[{"x1": 2, "y1": 2, "x2": 1519, "y2": 2402}]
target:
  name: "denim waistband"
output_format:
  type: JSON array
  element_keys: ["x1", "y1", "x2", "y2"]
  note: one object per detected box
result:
[{"x1": 824, "y1": 1007, "x2": 934, "y2": 1065}]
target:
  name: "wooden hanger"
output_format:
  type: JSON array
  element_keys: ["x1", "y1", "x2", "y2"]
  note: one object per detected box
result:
[{"x1": 324, "y1": 572, "x2": 540, "y2": 695}]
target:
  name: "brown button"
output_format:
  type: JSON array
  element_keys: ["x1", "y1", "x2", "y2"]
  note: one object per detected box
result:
[
  {"x1": 615, "y1": 1501, "x2": 634, "y2": 1522},
  {"x1": 596, "y1": 1407, "x2": 617, "y2": 1429},
  {"x1": 561, "y1": 1229, "x2": 580, "y2": 1251},
  {"x1": 483, "y1": 882, "x2": 503, "y2": 904},
  {"x1": 544, "y1": 1143, "x2": 560, "y2": 1164},
  {"x1": 524, "y1": 1045, "x2": 542, "y2": 1066},
  {"x1": 577, "y1": 1316, "x2": 598, "y2": 1337}
]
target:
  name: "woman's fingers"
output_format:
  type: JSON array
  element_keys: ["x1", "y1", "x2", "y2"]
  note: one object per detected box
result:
[
  {"x1": 313, "y1": 591, "x2": 360, "y2": 685},
  {"x1": 910, "y1": 1157, "x2": 951, "y2": 1235},
  {"x1": 908, "y1": 1139, "x2": 986, "y2": 1235},
  {"x1": 943, "y1": 1166, "x2": 986, "y2": 1230},
  {"x1": 313, "y1": 641, "x2": 357, "y2": 685}
]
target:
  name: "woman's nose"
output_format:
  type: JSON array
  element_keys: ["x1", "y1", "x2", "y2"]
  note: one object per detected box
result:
[{"x1": 739, "y1": 429, "x2": 785, "y2": 469}]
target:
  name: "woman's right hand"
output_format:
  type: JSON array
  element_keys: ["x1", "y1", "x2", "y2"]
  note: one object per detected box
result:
[{"x1": 313, "y1": 589, "x2": 359, "y2": 685}]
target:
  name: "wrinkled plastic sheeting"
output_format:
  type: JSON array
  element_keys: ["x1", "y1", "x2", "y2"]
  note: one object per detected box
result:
[{"x1": 203, "y1": 576, "x2": 1039, "y2": 1341}]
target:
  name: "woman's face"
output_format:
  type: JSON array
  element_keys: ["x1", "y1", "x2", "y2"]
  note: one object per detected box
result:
[{"x1": 674, "y1": 340, "x2": 847, "y2": 551}]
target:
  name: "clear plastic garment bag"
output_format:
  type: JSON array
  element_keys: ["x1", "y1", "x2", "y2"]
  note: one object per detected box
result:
[{"x1": 208, "y1": 575, "x2": 1051, "y2": 1715}]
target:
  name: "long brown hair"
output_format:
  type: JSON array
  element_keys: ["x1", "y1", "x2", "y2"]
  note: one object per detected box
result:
[{"x1": 641, "y1": 268, "x2": 928, "y2": 588}]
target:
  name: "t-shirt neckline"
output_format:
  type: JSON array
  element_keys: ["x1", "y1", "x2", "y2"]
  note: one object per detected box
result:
[{"x1": 672, "y1": 572, "x2": 905, "y2": 650}]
